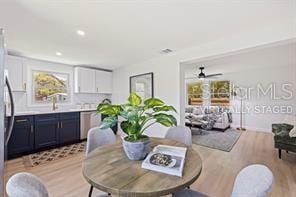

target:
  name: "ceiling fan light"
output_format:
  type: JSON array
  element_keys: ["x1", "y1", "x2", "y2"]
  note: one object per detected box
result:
[
  {"x1": 196, "y1": 66, "x2": 223, "y2": 80},
  {"x1": 198, "y1": 73, "x2": 206, "y2": 78}
]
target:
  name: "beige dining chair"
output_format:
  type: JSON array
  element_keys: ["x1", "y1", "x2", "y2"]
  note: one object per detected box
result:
[
  {"x1": 86, "y1": 127, "x2": 116, "y2": 197},
  {"x1": 173, "y1": 164, "x2": 274, "y2": 197},
  {"x1": 85, "y1": 127, "x2": 116, "y2": 155},
  {"x1": 6, "y1": 172, "x2": 49, "y2": 197},
  {"x1": 6, "y1": 172, "x2": 109, "y2": 197},
  {"x1": 165, "y1": 125, "x2": 192, "y2": 146},
  {"x1": 231, "y1": 164, "x2": 274, "y2": 197}
]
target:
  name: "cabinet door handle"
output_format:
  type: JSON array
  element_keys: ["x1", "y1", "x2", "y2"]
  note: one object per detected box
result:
[
  {"x1": 60, "y1": 121, "x2": 63, "y2": 128},
  {"x1": 57, "y1": 122, "x2": 60, "y2": 128},
  {"x1": 30, "y1": 125, "x2": 33, "y2": 133},
  {"x1": 16, "y1": 119, "x2": 27, "y2": 123},
  {"x1": 23, "y1": 83, "x2": 26, "y2": 91}
]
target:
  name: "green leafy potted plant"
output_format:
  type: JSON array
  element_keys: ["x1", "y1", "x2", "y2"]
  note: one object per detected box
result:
[{"x1": 97, "y1": 92, "x2": 177, "y2": 160}]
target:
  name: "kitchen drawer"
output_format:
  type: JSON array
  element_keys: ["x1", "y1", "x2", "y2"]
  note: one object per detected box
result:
[
  {"x1": 35, "y1": 114, "x2": 58, "y2": 122},
  {"x1": 14, "y1": 116, "x2": 33, "y2": 125},
  {"x1": 59, "y1": 112, "x2": 80, "y2": 120}
]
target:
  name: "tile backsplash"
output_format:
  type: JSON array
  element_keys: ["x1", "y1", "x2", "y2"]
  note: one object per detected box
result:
[{"x1": 13, "y1": 91, "x2": 111, "y2": 112}]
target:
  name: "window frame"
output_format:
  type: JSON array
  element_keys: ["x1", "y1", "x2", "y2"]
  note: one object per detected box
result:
[
  {"x1": 31, "y1": 70, "x2": 71, "y2": 105},
  {"x1": 186, "y1": 81, "x2": 203, "y2": 106},
  {"x1": 210, "y1": 80, "x2": 230, "y2": 106}
]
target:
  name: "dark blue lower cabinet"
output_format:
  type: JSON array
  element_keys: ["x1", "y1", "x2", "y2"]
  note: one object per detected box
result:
[
  {"x1": 34, "y1": 114, "x2": 59, "y2": 150},
  {"x1": 7, "y1": 116, "x2": 34, "y2": 157},
  {"x1": 7, "y1": 112, "x2": 81, "y2": 158},
  {"x1": 58, "y1": 113, "x2": 80, "y2": 144}
]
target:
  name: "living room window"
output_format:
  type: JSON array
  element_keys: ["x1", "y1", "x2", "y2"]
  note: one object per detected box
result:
[
  {"x1": 32, "y1": 70, "x2": 70, "y2": 104},
  {"x1": 187, "y1": 82, "x2": 203, "y2": 105},
  {"x1": 210, "y1": 80, "x2": 230, "y2": 106}
]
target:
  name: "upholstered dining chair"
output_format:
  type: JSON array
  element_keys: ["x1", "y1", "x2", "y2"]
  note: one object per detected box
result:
[
  {"x1": 231, "y1": 164, "x2": 274, "y2": 197},
  {"x1": 6, "y1": 172, "x2": 110, "y2": 197},
  {"x1": 165, "y1": 126, "x2": 192, "y2": 146},
  {"x1": 6, "y1": 172, "x2": 49, "y2": 197},
  {"x1": 173, "y1": 164, "x2": 274, "y2": 197},
  {"x1": 85, "y1": 127, "x2": 116, "y2": 197},
  {"x1": 85, "y1": 127, "x2": 116, "y2": 156}
]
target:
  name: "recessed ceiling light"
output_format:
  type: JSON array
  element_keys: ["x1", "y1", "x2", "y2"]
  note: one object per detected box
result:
[
  {"x1": 55, "y1": 52, "x2": 62, "y2": 56},
  {"x1": 76, "y1": 30, "x2": 85, "y2": 36}
]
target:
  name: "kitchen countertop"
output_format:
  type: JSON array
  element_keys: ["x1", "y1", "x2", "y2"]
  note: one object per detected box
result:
[{"x1": 9, "y1": 108, "x2": 97, "y2": 117}]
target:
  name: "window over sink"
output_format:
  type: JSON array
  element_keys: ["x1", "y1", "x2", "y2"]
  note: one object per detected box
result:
[{"x1": 32, "y1": 71, "x2": 70, "y2": 103}]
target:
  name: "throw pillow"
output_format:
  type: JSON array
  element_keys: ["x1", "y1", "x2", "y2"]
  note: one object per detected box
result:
[
  {"x1": 289, "y1": 127, "x2": 296, "y2": 138},
  {"x1": 192, "y1": 107, "x2": 203, "y2": 115},
  {"x1": 283, "y1": 115, "x2": 296, "y2": 137},
  {"x1": 185, "y1": 113, "x2": 192, "y2": 119},
  {"x1": 185, "y1": 107, "x2": 193, "y2": 113}
]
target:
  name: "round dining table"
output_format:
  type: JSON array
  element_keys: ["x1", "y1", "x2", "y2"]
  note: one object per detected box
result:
[{"x1": 82, "y1": 138, "x2": 202, "y2": 197}]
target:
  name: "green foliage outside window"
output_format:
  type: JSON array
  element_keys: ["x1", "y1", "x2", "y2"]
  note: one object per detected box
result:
[
  {"x1": 187, "y1": 82, "x2": 203, "y2": 105},
  {"x1": 210, "y1": 80, "x2": 230, "y2": 105},
  {"x1": 33, "y1": 71, "x2": 68, "y2": 102},
  {"x1": 210, "y1": 80, "x2": 230, "y2": 98}
]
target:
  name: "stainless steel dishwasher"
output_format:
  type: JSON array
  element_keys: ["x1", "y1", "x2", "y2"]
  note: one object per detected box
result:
[{"x1": 80, "y1": 111, "x2": 101, "y2": 140}]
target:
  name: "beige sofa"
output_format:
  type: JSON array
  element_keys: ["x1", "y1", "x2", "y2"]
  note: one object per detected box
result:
[{"x1": 185, "y1": 106, "x2": 231, "y2": 131}]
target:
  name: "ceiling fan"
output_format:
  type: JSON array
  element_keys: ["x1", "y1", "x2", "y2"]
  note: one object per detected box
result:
[{"x1": 194, "y1": 67, "x2": 222, "y2": 80}]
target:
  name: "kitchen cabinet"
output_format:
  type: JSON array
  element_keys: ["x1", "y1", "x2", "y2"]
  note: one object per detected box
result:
[
  {"x1": 95, "y1": 70, "x2": 112, "y2": 94},
  {"x1": 5, "y1": 56, "x2": 27, "y2": 91},
  {"x1": 75, "y1": 67, "x2": 113, "y2": 94},
  {"x1": 7, "y1": 116, "x2": 34, "y2": 157},
  {"x1": 59, "y1": 112, "x2": 80, "y2": 144},
  {"x1": 74, "y1": 67, "x2": 96, "y2": 93},
  {"x1": 34, "y1": 114, "x2": 59, "y2": 150},
  {"x1": 7, "y1": 112, "x2": 81, "y2": 158},
  {"x1": 35, "y1": 113, "x2": 80, "y2": 149}
]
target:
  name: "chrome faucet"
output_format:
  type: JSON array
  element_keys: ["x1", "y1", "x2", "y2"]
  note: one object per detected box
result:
[{"x1": 52, "y1": 96, "x2": 58, "y2": 111}]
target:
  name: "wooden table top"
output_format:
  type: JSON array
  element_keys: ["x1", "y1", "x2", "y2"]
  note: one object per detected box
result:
[{"x1": 82, "y1": 138, "x2": 202, "y2": 197}]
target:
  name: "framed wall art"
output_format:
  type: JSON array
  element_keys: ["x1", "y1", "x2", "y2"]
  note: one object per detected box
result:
[{"x1": 129, "y1": 72, "x2": 154, "y2": 100}]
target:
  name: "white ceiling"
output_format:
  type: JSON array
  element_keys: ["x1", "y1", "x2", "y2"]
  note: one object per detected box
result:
[
  {"x1": 184, "y1": 42, "x2": 296, "y2": 78},
  {"x1": 0, "y1": 0, "x2": 295, "y2": 69}
]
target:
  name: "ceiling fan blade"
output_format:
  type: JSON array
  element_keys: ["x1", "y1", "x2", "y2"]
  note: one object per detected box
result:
[{"x1": 205, "y1": 73, "x2": 222, "y2": 78}]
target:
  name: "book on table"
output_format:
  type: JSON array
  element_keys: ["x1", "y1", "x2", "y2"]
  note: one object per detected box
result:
[{"x1": 141, "y1": 145, "x2": 187, "y2": 177}]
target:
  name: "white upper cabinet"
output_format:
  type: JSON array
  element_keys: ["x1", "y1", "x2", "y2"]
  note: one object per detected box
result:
[
  {"x1": 74, "y1": 67, "x2": 96, "y2": 93},
  {"x1": 5, "y1": 56, "x2": 27, "y2": 92},
  {"x1": 95, "y1": 70, "x2": 112, "y2": 94},
  {"x1": 75, "y1": 67, "x2": 112, "y2": 94}
]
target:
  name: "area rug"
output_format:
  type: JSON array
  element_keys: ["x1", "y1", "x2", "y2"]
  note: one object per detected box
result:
[
  {"x1": 191, "y1": 128, "x2": 241, "y2": 152},
  {"x1": 23, "y1": 142, "x2": 85, "y2": 167}
]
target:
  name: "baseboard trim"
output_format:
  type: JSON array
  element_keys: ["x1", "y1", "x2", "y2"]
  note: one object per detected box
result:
[{"x1": 231, "y1": 124, "x2": 270, "y2": 133}]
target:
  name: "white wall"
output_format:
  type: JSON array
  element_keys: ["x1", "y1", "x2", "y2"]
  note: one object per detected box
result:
[
  {"x1": 184, "y1": 43, "x2": 296, "y2": 132},
  {"x1": 230, "y1": 65, "x2": 295, "y2": 132},
  {"x1": 112, "y1": 20, "x2": 296, "y2": 137},
  {"x1": 12, "y1": 57, "x2": 110, "y2": 112}
]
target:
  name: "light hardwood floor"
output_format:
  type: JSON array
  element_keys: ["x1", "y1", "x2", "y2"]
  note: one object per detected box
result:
[{"x1": 4, "y1": 131, "x2": 296, "y2": 197}]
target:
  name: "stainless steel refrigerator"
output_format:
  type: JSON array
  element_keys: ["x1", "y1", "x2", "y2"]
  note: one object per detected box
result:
[{"x1": 0, "y1": 28, "x2": 15, "y2": 195}]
